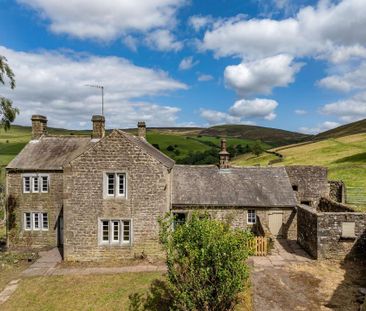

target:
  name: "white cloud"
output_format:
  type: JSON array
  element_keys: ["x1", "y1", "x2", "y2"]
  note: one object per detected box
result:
[
  {"x1": 197, "y1": 74, "x2": 214, "y2": 82},
  {"x1": 199, "y1": 109, "x2": 242, "y2": 125},
  {"x1": 188, "y1": 15, "x2": 213, "y2": 31},
  {"x1": 318, "y1": 61, "x2": 366, "y2": 92},
  {"x1": 200, "y1": 0, "x2": 366, "y2": 61},
  {"x1": 0, "y1": 46, "x2": 187, "y2": 129},
  {"x1": 224, "y1": 54, "x2": 302, "y2": 96},
  {"x1": 18, "y1": 0, "x2": 186, "y2": 41},
  {"x1": 123, "y1": 35, "x2": 138, "y2": 52},
  {"x1": 321, "y1": 92, "x2": 366, "y2": 122},
  {"x1": 144, "y1": 29, "x2": 183, "y2": 51},
  {"x1": 299, "y1": 121, "x2": 340, "y2": 134},
  {"x1": 178, "y1": 56, "x2": 199, "y2": 70},
  {"x1": 295, "y1": 109, "x2": 307, "y2": 115},
  {"x1": 200, "y1": 98, "x2": 278, "y2": 125},
  {"x1": 229, "y1": 98, "x2": 278, "y2": 120}
]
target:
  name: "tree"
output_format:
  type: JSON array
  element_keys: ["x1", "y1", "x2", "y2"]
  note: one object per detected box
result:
[
  {"x1": 251, "y1": 140, "x2": 264, "y2": 157},
  {"x1": 0, "y1": 56, "x2": 19, "y2": 130},
  {"x1": 158, "y1": 213, "x2": 253, "y2": 310}
]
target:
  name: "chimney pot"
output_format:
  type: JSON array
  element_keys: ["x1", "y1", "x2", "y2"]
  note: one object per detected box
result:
[
  {"x1": 92, "y1": 115, "x2": 105, "y2": 139},
  {"x1": 137, "y1": 121, "x2": 146, "y2": 139},
  {"x1": 31, "y1": 115, "x2": 47, "y2": 140},
  {"x1": 219, "y1": 138, "x2": 230, "y2": 169}
]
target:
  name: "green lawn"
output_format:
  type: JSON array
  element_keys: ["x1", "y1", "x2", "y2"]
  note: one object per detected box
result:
[{"x1": 1, "y1": 272, "x2": 251, "y2": 311}]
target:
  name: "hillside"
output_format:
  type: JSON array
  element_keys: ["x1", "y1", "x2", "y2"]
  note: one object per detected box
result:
[
  {"x1": 0, "y1": 125, "x2": 270, "y2": 181},
  {"x1": 200, "y1": 124, "x2": 310, "y2": 147},
  {"x1": 313, "y1": 118, "x2": 366, "y2": 140},
  {"x1": 232, "y1": 133, "x2": 366, "y2": 210}
]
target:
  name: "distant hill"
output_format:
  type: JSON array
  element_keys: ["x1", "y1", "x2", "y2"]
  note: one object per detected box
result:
[
  {"x1": 313, "y1": 118, "x2": 366, "y2": 140},
  {"x1": 199, "y1": 124, "x2": 310, "y2": 147}
]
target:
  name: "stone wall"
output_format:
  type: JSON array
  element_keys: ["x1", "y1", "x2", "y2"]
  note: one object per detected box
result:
[
  {"x1": 317, "y1": 212, "x2": 366, "y2": 260},
  {"x1": 6, "y1": 171, "x2": 63, "y2": 248},
  {"x1": 63, "y1": 130, "x2": 171, "y2": 261},
  {"x1": 297, "y1": 205, "x2": 318, "y2": 258},
  {"x1": 297, "y1": 204, "x2": 366, "y2": 259},
  {"x1": 328, "y1": 180, "x2": 345, "y2": 203},
  {"x1": 171, "y1": 206, "x2": 297, "y2": 240},
  {"x1": 318, "y1": 197, "x2": 354, "y2": 213},
  {"x1": 285, "y1": 166, "x2": 329, "y2": 207}
]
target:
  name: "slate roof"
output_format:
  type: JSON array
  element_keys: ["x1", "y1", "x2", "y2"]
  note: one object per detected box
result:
[
  {"x1": 6, "y1": 136, "x2": 95, "y2": 171},
  {"x1": 7, "y1": 130, "x2": 175, "y2": 171},
  {"x1": 172, "y1": 165, "x2": 297, "y2": 207},
  {"x1": 117, "y1": 130, "x2": 175, "y2": 169}
]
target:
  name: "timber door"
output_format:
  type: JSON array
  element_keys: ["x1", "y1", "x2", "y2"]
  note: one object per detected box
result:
[{"x1": 269, "y1": 212, "x2": 283, "y2": 237}]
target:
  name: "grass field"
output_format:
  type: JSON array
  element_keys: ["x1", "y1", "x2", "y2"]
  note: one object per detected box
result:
[
  {"x1": 1, "y1": 272, "x2": 251, "y2": 311},
  {"x1": 233, "y1": 133, "x2": 366, "y2": 210}
]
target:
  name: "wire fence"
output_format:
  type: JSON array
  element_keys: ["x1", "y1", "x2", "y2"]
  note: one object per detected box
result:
[{"x1": 346, "y1": 186, "x2": 366, "y2": 205}]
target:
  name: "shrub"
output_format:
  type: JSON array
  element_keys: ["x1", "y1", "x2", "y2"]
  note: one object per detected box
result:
[
  {"x1": 159, "y1": 213, "x2": 253, "y2": 310},
  {"x1": 250, "y1": 140, "x2": 264, "y2": 157},
  {"x1": 152, "y1": 143, "x2": 160, "y2": 150},
  {"x1": 166, "y1": 145, "x2": 175, "y2": 152}
]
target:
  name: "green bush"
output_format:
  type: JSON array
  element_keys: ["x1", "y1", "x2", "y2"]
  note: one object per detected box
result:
[{"x1": 159, "y1": 212, "x2": 253, "y2": 310}]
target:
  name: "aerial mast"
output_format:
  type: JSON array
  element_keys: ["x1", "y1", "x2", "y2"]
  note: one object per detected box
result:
[{"x1": 86, "y1": 84, "x2": 104, "y2": 115}]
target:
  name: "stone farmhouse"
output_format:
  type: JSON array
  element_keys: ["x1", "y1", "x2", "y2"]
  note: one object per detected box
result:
[{"x1": 5, "y1": 115, "x2": 366, "y2": 261}]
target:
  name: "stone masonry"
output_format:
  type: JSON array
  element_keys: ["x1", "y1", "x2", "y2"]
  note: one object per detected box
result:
[{"x1": 63, "y1": 130, "x2": 171, "y2": 261}]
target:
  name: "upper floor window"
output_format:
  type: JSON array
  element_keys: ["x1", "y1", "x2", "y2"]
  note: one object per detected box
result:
[
  {"x1": 24, "y1": 212, "x2": 48, "y2": 231},
  {"x1": 104, "y1": 173, "x2": 126, "y2": 198},
  {"x1": 247, "y1": 209, "x2": 256, "y2": 225},
  {"x1": 23, "y1": 174, "x2": 49, "y2": 194}
]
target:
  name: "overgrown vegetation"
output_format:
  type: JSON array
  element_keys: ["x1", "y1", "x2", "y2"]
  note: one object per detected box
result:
[{"x1": 129, "y1": 213, "x2": 253, "y2": 310}]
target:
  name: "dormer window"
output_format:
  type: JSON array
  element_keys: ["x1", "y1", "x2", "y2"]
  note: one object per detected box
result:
[
  {"x1": 104, "y1": 172, "x2": 126, "y2": 198},
  {"x1": 23, "y1": 174, "x2": 49, "y2": 193}
]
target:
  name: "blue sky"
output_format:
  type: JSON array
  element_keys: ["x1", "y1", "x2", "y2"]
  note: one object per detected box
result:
[{"x1": 1, "y1": 0, "x2": 366, "y2": 133}]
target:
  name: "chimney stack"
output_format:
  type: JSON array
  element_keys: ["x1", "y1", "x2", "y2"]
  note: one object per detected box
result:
[
  {"x1": 92, "y1": 115, "x2": 105, "y2": 139},
  {"x1": 219, "y1": 138, "x2": 230, "y2": 169},
  {"x1": 137, "y1": 121, "x2": 146, "y2": 139},
  {"x1": 31, "y1": 115, "x2": 47, "y2": 140}
]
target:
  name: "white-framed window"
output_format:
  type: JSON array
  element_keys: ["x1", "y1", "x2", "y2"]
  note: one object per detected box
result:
[
  {"x1": 24, "y1": 212, "x2": 48, "y2": 231},
  {"x1": 99, "y1": 219, "x2": 131, "y2": 245},
  {"x1": 22, "y1": 174, "x2": 49, "y2": 193},
  {"x1": 104, "y1": 173, "x2": 126, "y2": 198},
  {"x1": 247, "y1": 209, "x2": 256, "y2": 224}
]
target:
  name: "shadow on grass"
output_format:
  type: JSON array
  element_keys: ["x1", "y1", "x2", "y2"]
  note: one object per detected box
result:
[{"x1": 334, "y1": 152, "x2": 366, "y2": 164}]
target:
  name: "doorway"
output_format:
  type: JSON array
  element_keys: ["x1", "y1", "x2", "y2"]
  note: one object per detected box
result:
[{"x1": 269, "y1": 212, "x2": 283, "y2": 237}]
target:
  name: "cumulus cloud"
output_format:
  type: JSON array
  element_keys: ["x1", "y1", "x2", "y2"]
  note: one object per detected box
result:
[
  {"x1": 178, "y1": 56, "x2": 199, "y2": 70},
  {"x1": 200, "y1": 0, "x2": 366, "y2": 61},
  {"x1": 0, "y1": 46, "x2": 187, "y2": 129},
  {"x1": 299, "y1": 121, "x2": 340, "y2": 134},
  {"x1": 188, "y1": 15, "x2": 213, "y2": 31},
  {"x1": 197, "y1": 74, "x2": 214, "y2": 82},
  {"x1": 144, "y1": 29, "x2": 183, "y2": 51},
  {"x1": 200, "y1": 98, "x2": 278, "y2": 125},
  {"x1": 229, "y1": 98, "x2": 278, "y2": 120},
  {"x1": 321, "y1": 92, "x2": 366, "y2": 122},
  {"x1": 224, "y1": 55, "x2": 302, "y2": 96},
  {"x1": 18, "y1": 0, "x2": 186, "y2": 41},
  {"x1": 318, "y1": 61, "x2": 366, "y2": 92}
]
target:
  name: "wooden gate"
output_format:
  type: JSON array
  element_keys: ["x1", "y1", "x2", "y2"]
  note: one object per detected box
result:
[{"x1": 248, "y1": 237, "x2": 268, "y2": 256}]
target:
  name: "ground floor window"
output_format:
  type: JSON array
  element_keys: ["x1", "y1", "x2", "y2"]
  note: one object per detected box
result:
[
  {"x1": 24, "y1": 212, "x2": 48, "y2": 231},
  {"x1": 100, "y1": 219, "x2": 131, "y2": 245},
  {"x1": 173, "y1": 212, "x2": 187, "y2": 229},
  {"x1": 247, "y1": 209, "x2": 256, "y2": 224}
]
